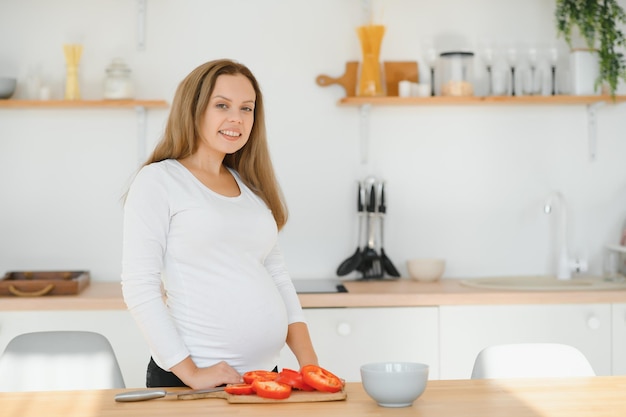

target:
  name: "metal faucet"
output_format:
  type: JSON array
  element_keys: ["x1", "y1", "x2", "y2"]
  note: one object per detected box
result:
[{"x1": 544, "y1": 191, "x2": 587, "y2": 280}]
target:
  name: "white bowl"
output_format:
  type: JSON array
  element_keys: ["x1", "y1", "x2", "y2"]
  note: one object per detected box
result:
[
  {"x1": 0, "y1": 77, "x2": 17, "y2": 99},
  {"x1": 360, "y1": 362, "x2": 429, "y2": 407},
  {"x1": 407, "y1": 258, "x2": 445, "y2": 282}
]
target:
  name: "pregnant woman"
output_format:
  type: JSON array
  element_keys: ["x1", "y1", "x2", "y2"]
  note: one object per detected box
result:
[{"x1": 121, "y1": 59, "x2": 318, "y2": 389}]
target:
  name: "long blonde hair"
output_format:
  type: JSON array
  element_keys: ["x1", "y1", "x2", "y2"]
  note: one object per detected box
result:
[{"x1": 145, "y1": 59, "x2": 288, "y2": 229}]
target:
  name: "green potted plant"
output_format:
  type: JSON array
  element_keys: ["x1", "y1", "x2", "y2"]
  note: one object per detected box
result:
[{"x1": 555, "y1": 0, "x2": 626, "y2": 96}]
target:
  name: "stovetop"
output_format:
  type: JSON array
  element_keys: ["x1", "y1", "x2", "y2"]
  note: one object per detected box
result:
[{"x1": 292, "y1": 278, "x2": 348, "y2": 294}]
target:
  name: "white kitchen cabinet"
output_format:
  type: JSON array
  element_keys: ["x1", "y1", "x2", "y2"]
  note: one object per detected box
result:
[
  {"x1": 439, "y1": 304, "x2": 612, "y2": 379},
  {"x1": 0, "y1": 310, "x2": 150, "y2": 388},
  {"x1": 279, "y1": 307, "x2": 439, "y2": 382},
  {"x1": 612, "y1": 303, "x2": 626, "y2": 375}
]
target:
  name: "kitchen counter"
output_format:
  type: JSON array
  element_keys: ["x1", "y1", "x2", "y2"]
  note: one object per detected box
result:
[
  {"x1": 1, "y1": 278, "x2": 626, "y2": 311},
  {"x1": 306, "y1": 278, "x2": 626, "y2": 307},
  {"x1": 2, "y1": 377, "x2": 625, "y2": 417}
]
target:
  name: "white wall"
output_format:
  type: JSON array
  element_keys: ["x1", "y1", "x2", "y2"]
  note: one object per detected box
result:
[{"x1": 1, "y1": 0, "x2": 625, "y2": 282}]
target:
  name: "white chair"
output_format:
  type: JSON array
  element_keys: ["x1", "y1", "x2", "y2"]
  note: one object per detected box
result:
[
  {"x1": 471, "y1": 343, "x2": 596, "y2": 379},
  {"x1": 0, "y1": 330, "x2": 126, "y2": 391}
]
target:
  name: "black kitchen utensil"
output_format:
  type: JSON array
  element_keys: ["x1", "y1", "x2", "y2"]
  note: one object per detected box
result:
[
  {"x1": 336, "y1": 182, "x2": 365, "y2": 276},
  {"x1": 378, "y1": 183, "x2": 400, "y2": 278},
  {"x1": 360, "y1": 183, "x2": 383, "y2": 279}
]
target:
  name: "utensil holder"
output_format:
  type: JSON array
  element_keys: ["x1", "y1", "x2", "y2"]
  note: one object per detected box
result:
[{"x1": 336, "y1": 176, "x2": 399, "y2": 280}]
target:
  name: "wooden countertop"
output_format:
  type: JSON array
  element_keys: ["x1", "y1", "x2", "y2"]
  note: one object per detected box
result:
[
  {"x1": 1, "y1": 278, "x2": 626, "y2": 311},
  {"x1": 2, "y1": 377, "x2": 625, "y2": 417},
  {"x1": 0, "y1": 282, "x2": 128, "y2": 311},
  {"x1": 307, "y1": 278, "x2": 626, "y2": 307}
]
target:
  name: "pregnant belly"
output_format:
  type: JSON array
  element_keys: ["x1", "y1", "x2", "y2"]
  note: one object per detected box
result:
[{"x1": 176, "y1": 281, "x2": 289, "y2": 370}]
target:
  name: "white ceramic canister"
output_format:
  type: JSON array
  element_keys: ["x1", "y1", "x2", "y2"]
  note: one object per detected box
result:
[
  {"x1": 398, "y1": 80, "x2": 412, "y2": 97},
  {"x1": 569, "y1": 49, "x2": 600, "y2": 95},
  {"x1": 103, "y1": 58, "x2": 134, "y2": 100}
]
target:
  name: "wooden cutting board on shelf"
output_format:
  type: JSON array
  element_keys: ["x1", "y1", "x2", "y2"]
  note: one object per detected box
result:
[
  {"x1": 316, "y1": 61, "x2": 419, "y2": 97},
  {"x1": 316, "y1": 62, "x2": 359, "y2": 97},
  {"x1": 384, "y1": 61, "x2": 419, "y2": 96}
]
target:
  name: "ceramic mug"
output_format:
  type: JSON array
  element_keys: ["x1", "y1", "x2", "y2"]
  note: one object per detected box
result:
[{"x1": 398, "y1": 80, "x2": 412, "y2": 97}]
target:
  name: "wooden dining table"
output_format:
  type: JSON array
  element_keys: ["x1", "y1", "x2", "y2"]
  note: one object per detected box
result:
[{"x1": 2, "y1": 376, "x2": 625, "y2": 417}]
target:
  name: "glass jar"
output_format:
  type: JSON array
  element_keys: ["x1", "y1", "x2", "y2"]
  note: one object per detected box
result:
[
  {"x1": 356, "y1": 24, "x2": 386, "y2": 97},
  {"x1": 103, "y1": 58, "x2": 134, "y2": 100},
  {"x1": 603, "y1": 245, "x2": 626, "y2": 281},
  {"x1": 439, "y1": 51, "x2": 475, "y2": 96}
]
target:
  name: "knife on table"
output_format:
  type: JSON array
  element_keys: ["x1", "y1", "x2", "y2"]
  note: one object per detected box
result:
[{"x1": 115, "y1": 386, "x2": 225, "y2": 402}]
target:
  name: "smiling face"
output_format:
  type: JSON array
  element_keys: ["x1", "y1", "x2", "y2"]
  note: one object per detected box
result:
[{"x1": 197, "y1": 73, "x2": 256, "y2": 158}]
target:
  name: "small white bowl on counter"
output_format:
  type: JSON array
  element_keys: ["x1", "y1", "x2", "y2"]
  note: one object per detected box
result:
[
  {"x1": 407, "y1": 258, "x2": 445, "y2": 282},
  {"x1": 0, "y1": 77, "x2": 17, "y2": 99},
  {"x1": 360, "y1": 361, "x2": 429, "y2": 407}
]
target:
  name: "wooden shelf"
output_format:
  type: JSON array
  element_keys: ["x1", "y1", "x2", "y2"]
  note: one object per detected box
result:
[
  {"x1": 342, "y1": 94, "x2": 626, "y2": 164},
  {"x1": 0, "y1": 99, "x2": 169, "y2": 164},
  {"x1": 339, "y1": 95, "x2": 626, "y2": 106},
  {"x1": 0, "y1": 99, "x2": 168, "y2": 109}
]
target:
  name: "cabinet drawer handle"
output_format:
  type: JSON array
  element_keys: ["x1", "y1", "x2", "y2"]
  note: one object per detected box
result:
[
  {"x1": 587, "y1": 316, "x2": 601, "y2": 330},
  {"x1": 8, "y1": 284, "x2": 55, "y2": 297},
  {"x1": 337, "y1": 322, "x2": 352, "y2": 336}
]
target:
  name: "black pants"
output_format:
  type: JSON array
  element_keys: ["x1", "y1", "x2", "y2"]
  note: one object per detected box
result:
[
  {"x1": 146, "y1": 357, "x2": 279, "y2": 388},
  {"x1": 147, "y1": 357, "x2": 186, "y2": 387}
]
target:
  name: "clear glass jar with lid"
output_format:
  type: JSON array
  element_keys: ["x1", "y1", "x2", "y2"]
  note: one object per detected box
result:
[
  {"x1": 439, "y1": 51, "x2": 475, "y2": 96},
  {"x1": 103, "y1": 58, "x2": 134, "y2": 100}
]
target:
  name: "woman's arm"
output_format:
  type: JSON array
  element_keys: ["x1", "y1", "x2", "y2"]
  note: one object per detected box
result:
[
  {"x1": 121, "y1": 165, "x2": 190, "y2": 369},
  {"x1": 286, "y1": 321, "x2": 319, "y2": 368},
  {"x1": 263, "y1": 243, "x2": 319, "y2": 367}
]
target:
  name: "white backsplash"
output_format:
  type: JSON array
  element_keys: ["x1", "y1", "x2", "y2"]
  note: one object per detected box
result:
[{"x1": 1, "y1": 0, "x2": 625, "y2": 281}]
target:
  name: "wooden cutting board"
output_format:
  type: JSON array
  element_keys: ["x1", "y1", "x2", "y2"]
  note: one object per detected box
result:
[
  {"x1": 177, "y1": 389, "x2": 347, "y2": 403},
  {"x1": 384, "y1": 61, "x2": 419, "y2": 96},
  {"x1": 315, "y1": 62, "x2": 359, "y2": 97},
  {"x1": 316, "y1": 61, "x2": 418, "y2": 97}
]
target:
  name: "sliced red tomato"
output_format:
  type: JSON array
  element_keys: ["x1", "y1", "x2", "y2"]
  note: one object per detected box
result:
[
  {"x1": 251, "y1": 380, "x2": 292, "y2": 400},
  {"x1": 242, "y1": 370, "x2": 279, "y2": 385},
  {"x1": 276, "y1": 368, "x2": 315, "y2": 391},
  {"x1": 224, "y1": 383, "x2": 254, "y2": 395},
  {"x1": 301, "y1": 365, "x2": 343, "y2": 393}
]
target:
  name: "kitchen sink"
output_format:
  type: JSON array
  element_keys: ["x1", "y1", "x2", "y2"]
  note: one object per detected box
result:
[{"x1": 460, "y1": 275, "x2": 626, "y2": 291}]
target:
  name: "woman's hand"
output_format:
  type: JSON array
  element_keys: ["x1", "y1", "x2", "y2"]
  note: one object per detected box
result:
[{"x1": 171, "y1": 357, "x2": 243, "y2": 389}]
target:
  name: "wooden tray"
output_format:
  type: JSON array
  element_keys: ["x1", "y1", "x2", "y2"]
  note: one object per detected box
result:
[{"x1": 0, "y1": 271, "x2": 90, "y2": 297}]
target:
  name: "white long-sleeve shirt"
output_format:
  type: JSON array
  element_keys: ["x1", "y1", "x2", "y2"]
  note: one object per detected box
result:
[{"x1": 121, "y1": 159, "x2": 305, "y2": 373}]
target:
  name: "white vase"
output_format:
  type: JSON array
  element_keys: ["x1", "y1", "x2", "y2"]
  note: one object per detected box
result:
[{"x1": 569, "y1": 49, "x2": 600, "y2": 95}]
